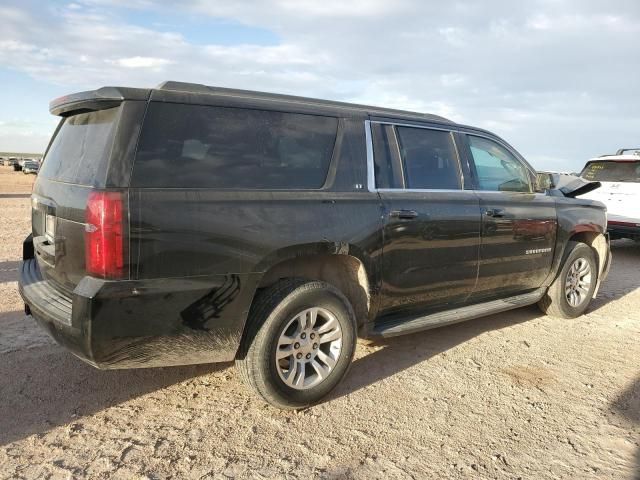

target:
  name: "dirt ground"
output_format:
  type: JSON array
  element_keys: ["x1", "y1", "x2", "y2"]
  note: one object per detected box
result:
[{"x1": 0, "y1": 165, "x2": 638, "y2": 479}]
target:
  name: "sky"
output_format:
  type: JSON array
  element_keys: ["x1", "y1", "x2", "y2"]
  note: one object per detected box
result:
[{"x1": 0, "y1": 0, "x2": 639, "y2": 171}]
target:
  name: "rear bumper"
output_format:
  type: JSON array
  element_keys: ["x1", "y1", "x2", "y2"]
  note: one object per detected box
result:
[
  {"x1": 19, "y1": 256, "x2": 259, "y2": 369},
  {"x1": 19, "y1": 258, "x2": 89, "y2": 362}
]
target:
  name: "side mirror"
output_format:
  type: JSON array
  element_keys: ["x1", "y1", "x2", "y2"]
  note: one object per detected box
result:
[{"x1": 536, "y1": 172, "x2": 555, "y2": 191}]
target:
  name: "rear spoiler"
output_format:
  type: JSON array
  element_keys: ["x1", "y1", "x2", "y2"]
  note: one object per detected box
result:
[{"x1": 49, "y1": 86, "x2": 150, "y2": 116}]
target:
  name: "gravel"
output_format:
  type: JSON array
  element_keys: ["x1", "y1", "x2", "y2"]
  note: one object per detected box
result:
[{"x1": 0, "y1": 165, "x2": 638, "y2": 479}]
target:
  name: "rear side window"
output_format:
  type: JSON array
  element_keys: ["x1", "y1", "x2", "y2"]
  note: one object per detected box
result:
[
  {"x1": 395, "y1": 126, "x2": 461, "y2": 190},
  {"x1": 371, "y1": 123, "x2": 403, "y2": 188},
  {"x1": 132, "y1": 103, "x2": 338, "y2": 189},
  {"x1": 39, "y1": 107, "x2": 120, "y2": 185},
  {"x1": 581, "y1": 160, "x2": 640, "y2": 182},
  {"x1": 468, "y1": 135, "x2": 531, "y2": 193}
]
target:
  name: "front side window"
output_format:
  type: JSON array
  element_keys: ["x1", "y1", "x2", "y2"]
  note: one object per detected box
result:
[
  {"x1": 132, "y1": 103, "x2": 338, "y2": 189},
  {"x1": 395, "y1": 126, "x2": 461, "y2": 190},
  {"x1": 468, "y1": 135, "x2": 531, "y2": 193}
]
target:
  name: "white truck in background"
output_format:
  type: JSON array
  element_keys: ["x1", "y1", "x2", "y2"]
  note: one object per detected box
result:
[{"x1": 579, "y1": 148, "x2": 640, "y2": 241}]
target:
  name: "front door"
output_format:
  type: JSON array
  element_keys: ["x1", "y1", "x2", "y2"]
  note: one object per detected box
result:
[
  {"x1": 462, "y1": 133, "x2": 557, "y2": 301},
  {"x1": 369, "y1": 121, "x2": 481, "y2": 318}
]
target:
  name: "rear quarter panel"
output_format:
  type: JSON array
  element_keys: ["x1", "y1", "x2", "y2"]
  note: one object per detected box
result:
[{"x1": 129, "y1": 190, "x2": 383, "y2": 283}]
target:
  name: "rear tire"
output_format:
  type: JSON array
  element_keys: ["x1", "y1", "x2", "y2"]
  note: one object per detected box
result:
[
  {"x1": 236, "y1": 279, "x2": 357, "y2": 409},
  {"x1": 538, "y1": 241, "x2": 597, "y2": 318}
]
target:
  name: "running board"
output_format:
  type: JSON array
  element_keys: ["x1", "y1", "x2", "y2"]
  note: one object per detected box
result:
[{"x1": 372, "y1": 288, "x2": 546, "y2": 338}]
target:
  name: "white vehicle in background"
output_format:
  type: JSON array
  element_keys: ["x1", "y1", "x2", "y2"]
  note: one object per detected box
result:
[{"x1": 579, "y1": 148, "x2": 640, "y2": 241}]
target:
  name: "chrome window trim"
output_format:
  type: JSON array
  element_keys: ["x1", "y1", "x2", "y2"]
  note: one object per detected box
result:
[
  {"x1": 365, "y1": 120, "x2": 375, "y2": 192},
  {"x1": 377, "y1": 188, "x2": 476, "y2": 194},
  {"x1": 371, "y1": 120, "x2": 456, "y2": 132},
  {"x1": 365, "y1": 119, "x2": 466, "y2": 193},
  {"x1": 470, "y1": 189, "x2": 540, "y2": 196}
]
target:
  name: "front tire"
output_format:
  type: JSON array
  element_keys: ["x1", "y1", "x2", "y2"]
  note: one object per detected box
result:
[
  {"x1": 236, "y1": 279, "x2": 357, "y2": 409},
  {"x1": 538, "y1": 241, "x2": 598, "y2": 318}
]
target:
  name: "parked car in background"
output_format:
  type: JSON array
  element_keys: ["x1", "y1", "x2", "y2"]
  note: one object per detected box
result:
[
  {"x1": 19, "y1": 82, "x2": 612, "y2": 409},
  {"x1": 6, "y1": 157, "x2": 19, "y2": 169},
  {"x1": 579, "y1": 148, "x2": 640, "y2": 241},
  {"x1": 22, "y1": 160, "x2": 40, "y2": 174},
  {"x1": 18, "y1": 158, "x2": 35, "y2": 170}
]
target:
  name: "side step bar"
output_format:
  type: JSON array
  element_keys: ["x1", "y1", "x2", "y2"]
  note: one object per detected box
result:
[{"x1": 372, "y1": 288, "x2": 546, "y2": 338}]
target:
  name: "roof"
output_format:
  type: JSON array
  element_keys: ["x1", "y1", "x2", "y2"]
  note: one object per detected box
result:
[
  {"x1": 589, "y1": 155, "x2": 640, "y2": 162},
  {"x1": 154, "y1": 81, "x2": 453, "y2": 124},
  {"x1": 587, "y1": 147, "x2": 640, "y2": 162},
  {"x1": 50, "y1": 80, "x2": 453, "y2": 124}
]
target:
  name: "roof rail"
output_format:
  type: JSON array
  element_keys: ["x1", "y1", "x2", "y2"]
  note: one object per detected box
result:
[{"x1": 615, "y1": 148, "x2": 640, "y2": 155}]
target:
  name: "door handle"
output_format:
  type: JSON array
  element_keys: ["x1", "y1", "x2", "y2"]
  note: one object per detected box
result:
[
  {"x1": 484, "y1": 208, "x2": 505, "y2": 218},
  {"x1": 390, "y1": 209, "x2": 418, "y2": 219}
]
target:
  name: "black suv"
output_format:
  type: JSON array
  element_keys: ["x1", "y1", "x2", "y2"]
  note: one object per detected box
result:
[{"x1": 19, "y1": 82, "x2": 611, "y2": 409}]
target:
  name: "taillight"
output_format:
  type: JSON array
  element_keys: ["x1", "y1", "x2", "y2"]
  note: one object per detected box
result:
[{"x1": 85, "y1": 191, "x2": 127, "y2": 279}]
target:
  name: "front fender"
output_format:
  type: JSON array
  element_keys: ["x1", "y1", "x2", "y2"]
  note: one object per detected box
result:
[{"x1": 543, "y1": 198, "x2": 608, "y2": 289}]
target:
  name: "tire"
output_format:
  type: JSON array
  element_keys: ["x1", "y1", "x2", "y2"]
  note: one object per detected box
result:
[
  {"x1": 236, "y1": 279, "x2": 357, "y2": 409},
  {"x1": 538, "y1": 241, "x2": 598, "y2": 318}
]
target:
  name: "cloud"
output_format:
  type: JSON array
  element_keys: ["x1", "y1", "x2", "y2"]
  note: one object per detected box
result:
[
  {"x1": 0, "y1": 0, "x2": 639, "y2": 169},
  {"x1": 111, "y1": 56, "x2": 172, "y2": 68}
]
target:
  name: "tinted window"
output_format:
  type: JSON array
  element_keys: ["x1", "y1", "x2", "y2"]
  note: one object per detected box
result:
[
  {"x1": 469, "y1": 136, "x2": 531, "y2": 192},
  {"x1": 371, "y1": 123, "x2": 403, "y2": 188},
  {"x1": 581, "y1": 160, "x2": 640, "y2": 182},
  {"x1": 132, "y1": 103, "x2": 338, "y2": 189},
  {"x1": 40, "y1": 107, "x2": 120, "y2": 185},
  {"x1": 396, "y1": 126, "x2": 461, "y2": 189}
]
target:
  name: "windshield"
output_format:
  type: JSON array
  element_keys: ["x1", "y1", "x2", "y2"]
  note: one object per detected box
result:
[
  {"x1": 581, "y1": 160, "x2": 640, "y2": 183},
  {"x1": 39, "y1": 107, "x2": 121, "y2": 185}
]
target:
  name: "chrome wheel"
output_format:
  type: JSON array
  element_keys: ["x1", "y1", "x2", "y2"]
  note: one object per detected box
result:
[
  {"x1": 565, "y1": 257, "x2": 592, "y2": 307},
  {"x1": 275, "y1": 307, "x2": 343, "y2": 390}
]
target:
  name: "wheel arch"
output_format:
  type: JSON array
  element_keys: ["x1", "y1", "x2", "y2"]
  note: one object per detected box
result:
[
  {"x1": 251, "y1": 243, "x2": 375, "y2": 328},
  {"x1": 565, "y1": 231, "x2": 610, "y2": 296}
]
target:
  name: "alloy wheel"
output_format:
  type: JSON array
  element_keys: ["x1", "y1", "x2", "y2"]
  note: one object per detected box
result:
[
  {"x1": 565, "y1": 257, "x2": 592, "y2": 307},
  {"x1": 275, "y1": 307, "x2": 343, "y2": 390}
]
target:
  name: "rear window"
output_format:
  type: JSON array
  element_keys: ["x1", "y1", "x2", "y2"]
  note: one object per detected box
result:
[
  {"x1": 131, "y1": 103, "x2": 338, "y2": 189},
  {"x1": 39, "y1": 107, "x2": 120, "y2": 185},
  {"x1": 581, "y1": 160, "x2": 640, "y2": 182}
]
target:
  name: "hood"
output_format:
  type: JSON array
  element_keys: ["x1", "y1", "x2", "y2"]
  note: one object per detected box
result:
[{"x1": 543, "y1": 173, "x2": 601, "y2": 198}]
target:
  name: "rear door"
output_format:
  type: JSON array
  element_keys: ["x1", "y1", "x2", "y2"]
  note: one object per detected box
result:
[
  {"x1": 370, "y1": 121, "x2": 481, "y2": 318},
  {"x1": 460, "y1": 132, "x2": 557, "y2": 301}
]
